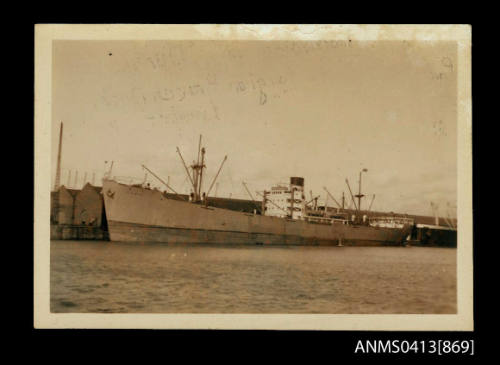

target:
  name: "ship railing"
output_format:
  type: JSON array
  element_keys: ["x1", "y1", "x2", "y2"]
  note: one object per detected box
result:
[
  {"x1": 304, "y1": 216, "x2": 331, "y2": 224},
  {"x1": 304, "y1": 216, "x2": 349, "y2": 225},
  {"x1": 113, "y1": 175, "x2": 146, "y2": 185},
  {"x1": 331, "y1": 218, "x2": 350, "y2": 225}
]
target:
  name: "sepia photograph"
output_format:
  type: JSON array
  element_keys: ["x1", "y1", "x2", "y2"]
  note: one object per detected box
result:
[{"x1": 34, "y1": 24, "x2": 472, "y2": 330}]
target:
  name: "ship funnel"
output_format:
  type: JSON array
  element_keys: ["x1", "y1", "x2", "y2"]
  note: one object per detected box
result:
[{"x1": 290, "y1": 177, "x2": 304, "y2": 187}]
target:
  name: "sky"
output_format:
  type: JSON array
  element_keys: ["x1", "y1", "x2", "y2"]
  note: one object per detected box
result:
[{"x1": 52, "y1": 40, "x2": 457, "y2": 217}]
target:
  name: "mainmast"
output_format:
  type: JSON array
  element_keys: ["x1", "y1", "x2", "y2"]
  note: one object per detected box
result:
[{"x1": 354, "y1": 168, "x2": 368, "y2": 211}]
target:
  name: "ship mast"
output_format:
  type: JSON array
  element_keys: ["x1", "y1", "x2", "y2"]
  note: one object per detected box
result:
[
  {"x1": 177, "y1": 142, "x2": 204, "y2": 202},
  {"x1": 196, "y1": 147, "x2": 206, "y2": 199},
  {"x1": 178, "y1": 135, "x2": 228, "y2": 204},
  {"x1": 354, "y1": 168, "x2": 368, "y2": 212},
  {"x1": 54, "y1": 122, "x2": 63, "y2": 191},
  {"x1": 191, "y1": 135, "x2": 203, "y2": 199}
]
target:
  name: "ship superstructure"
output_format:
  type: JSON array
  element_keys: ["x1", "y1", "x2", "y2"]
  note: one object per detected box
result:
[{"x1": 263, "y1": 177, "x2": 306, "y2": 220}]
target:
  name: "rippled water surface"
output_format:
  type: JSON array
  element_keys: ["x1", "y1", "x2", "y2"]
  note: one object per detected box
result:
[{"x1": 50, "y1": 241, "x2": 456, "y2": 313}]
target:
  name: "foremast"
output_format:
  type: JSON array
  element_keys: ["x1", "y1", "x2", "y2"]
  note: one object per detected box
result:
[{"x1": 176, "y1": 135, "x2": 227, "y2": 204}]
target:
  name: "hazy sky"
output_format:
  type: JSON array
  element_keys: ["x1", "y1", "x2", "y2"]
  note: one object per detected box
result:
[{"x1": 52, "y1": 40, "x2": 457, "y2": 217}]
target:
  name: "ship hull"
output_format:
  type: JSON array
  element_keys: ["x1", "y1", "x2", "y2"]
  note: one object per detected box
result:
[{"x1": 102, "y1": 179, "x2": 411, "y2": 246}]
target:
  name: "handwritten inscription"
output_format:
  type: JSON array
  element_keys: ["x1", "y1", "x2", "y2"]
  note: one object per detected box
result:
[
  {"x1": 432, "y1": 120, "x2": 447, "y2": 137},
  {"x1": 146, "y1": 108, "x2": 210, "y2": 124},
  {"x1": 431, "y1": 56, "x2": 454, "y2": 81},
  {"x1": 431, "y1": 72, "x2": 445, "y2": 80},
  {"x1": 441, "y1": 57, "x2": 453, "y2": 72},
  {"x1": 229, "y1": 74, "x2": 288, "y2": 105},
  {"x1": 152, "y1": 84, "x2": 205, "y2": 103},
  {"x1": 134, "y1": 74, "x2": 289, "y2": 107},
  {"x1": 98, "y1": 53, "x2": 292, "y2": 121}
]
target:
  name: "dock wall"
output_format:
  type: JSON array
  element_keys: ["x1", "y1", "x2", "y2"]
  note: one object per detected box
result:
[{"x1": 50, "y1": 224, "x2": 109, "y2": 240}]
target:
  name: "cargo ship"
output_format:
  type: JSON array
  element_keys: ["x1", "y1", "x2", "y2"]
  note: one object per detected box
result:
[{"x1": 102, "y1": 138, "x2": 412, "y2": 246}]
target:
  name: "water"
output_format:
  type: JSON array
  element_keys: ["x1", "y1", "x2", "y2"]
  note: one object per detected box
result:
[{"x1": 50, "y1": 241, "x2": 456, "y2": 314}]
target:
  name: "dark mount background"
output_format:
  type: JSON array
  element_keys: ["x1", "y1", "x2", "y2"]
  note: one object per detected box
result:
[{"x1": 18, "y1": 12, "x2": 487, "y2": 363}]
